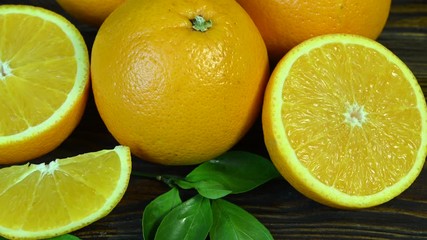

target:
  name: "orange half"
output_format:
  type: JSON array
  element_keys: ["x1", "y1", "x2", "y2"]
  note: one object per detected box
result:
[
  {"x1": 262, "y1": 34, "x2": 427, "y2": 208},
  {"x1": 0, "y1": 5, "x2": 89, "y2": 164}
]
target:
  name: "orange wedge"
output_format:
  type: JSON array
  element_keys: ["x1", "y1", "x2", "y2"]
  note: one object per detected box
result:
[
  {"x1": 262, "y1": 34, "x2": 427, "y2": 209},
  {"x1": 0, "y1": 5, "x2": 90, "y2": 164},
  {"x1": 0, "y1": 145, "x2": 131, "y2": 239}
]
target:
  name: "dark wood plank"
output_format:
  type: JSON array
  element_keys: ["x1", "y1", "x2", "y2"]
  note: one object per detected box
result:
[{"x1": 1, "y1": 0, "x2": 427, "y2": 239}]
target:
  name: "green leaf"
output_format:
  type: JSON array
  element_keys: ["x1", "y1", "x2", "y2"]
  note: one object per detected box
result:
[
  {"x1": 190, "y1": 180, "x2": 232, "y2": 199},
  {"x1": 47, "y1": 234, "x2": 81, "y2": 240},
  {"x1": 175, "y1": 178, "x2": 232, "y2": 199},
  {"x1": 154, "y1": 195, "x2": 213, "y2": 240},
  {"x1": 184, "y1": 151, "x2": 280, "y2": 198},
  {"x1": 142, "y1": 188, "x2": 182, "y2": 240},
  {"x1": 173, "y1": 178, "x2": 195, "y2": 190},
  {"x1": 210, "y1": 199, "x2": 274, "y2": 240}
]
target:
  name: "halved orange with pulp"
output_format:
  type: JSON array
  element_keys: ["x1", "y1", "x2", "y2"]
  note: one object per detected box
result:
[
  {"x1": 0, "y1": 5, "x2": 89, "y2": 164},
  {"x1": 262, "y1": 34, "x2": 427, "y2": 208}
]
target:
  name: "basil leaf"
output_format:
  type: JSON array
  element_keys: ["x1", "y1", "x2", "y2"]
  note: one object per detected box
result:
[
  {"x1": 185, "y1": 151, "x2": 280, "y2": 198},
  {"x1": 210, "y1": 199, "x2": 273, "y2": 240},
  {"x1": 47, "y1": 235, "x2": 81, "y2": 240},
  {"x1": 142, "y1": 188, "x2": 182, "y2": 240},
  {"x1": 154, "y1": 195, "x2": 212, "y2": 240}
]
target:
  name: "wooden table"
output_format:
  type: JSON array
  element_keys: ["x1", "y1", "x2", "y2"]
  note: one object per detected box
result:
[{"x1": 3, "y1": 0, "x2": 427, "y2": 239}]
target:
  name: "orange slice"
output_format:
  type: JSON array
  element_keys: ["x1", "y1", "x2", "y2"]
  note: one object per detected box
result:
[
  {"x1": 0, "y1": 5, "x2": 90, "y2": 164},
  {"x1": 262, "y1": 34, "x2": 427, "y2": 209},
  {"x1": 0, "y1": 145, "x2": 131, "y2": 239}
]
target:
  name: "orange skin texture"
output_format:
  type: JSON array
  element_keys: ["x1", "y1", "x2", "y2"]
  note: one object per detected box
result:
[
  {"x1": 235, "y1": 0, "x2": 391, "y2": 62},
  {"x1": 56, "y1": 0, "x2": 126, "y2": 26},
  {"x1": 91, "y1": 0, "x2": 269, "y2": 165}
]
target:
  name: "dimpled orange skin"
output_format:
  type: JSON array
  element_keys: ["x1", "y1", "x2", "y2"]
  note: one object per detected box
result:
[
  {"x1": 56, "y1": 0, "x2": 126, "y2": 26},
  {"x1": 235, "y1": 0, "x2": 391, "y2": 62},
  {"x1": 91, "y1": 0, "x2": 269, "y2": 165}
]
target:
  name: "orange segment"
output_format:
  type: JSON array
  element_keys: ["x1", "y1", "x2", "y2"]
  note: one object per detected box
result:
[
  {"x1": 0, "y1": 5, "x2": 89, "y2": 164},
  {"x1": 0, "y1": 146, "x2": 132, "y2": 240},
  {"x1": 262, "y1": 34, "x2": 427, "y2": 208}
]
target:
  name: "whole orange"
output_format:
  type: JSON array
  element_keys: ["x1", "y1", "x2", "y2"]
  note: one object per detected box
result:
[
  {"x1": 235, "y1": 0, "x2": 391, "y2": 62},
  {"x1": 56, "y1": 0, "x2": 126, "y2": 26},
  {"x1": 91, "y1": 0, "x2": 269, "y2": 165}
]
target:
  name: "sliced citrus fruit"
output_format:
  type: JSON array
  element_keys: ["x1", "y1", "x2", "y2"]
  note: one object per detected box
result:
[
  {"x1": 0, "y1": 145, "x2": 131, "y2": 239},
  {"x1": 262, "y1": 34, "x2": 427, "y2": 209},
  {"x1": 0, "y1": 5, "x2": 90, "y2": 164}
]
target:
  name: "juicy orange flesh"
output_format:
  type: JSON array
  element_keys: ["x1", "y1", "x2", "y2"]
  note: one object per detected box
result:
[
  {"x1": 0, "y1": 150, "x2": 121, "y2": 231},
  {"x1": 0, "y1": 13, "x2": 76, "y2": 136},
  {"x1": 281, "y1": 43, "x2": 421, "y2": 196}
]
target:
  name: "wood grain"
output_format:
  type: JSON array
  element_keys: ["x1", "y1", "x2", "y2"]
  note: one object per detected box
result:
[{"x1": 2, "y1": 0, "x2": 427, "y2": 239}]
